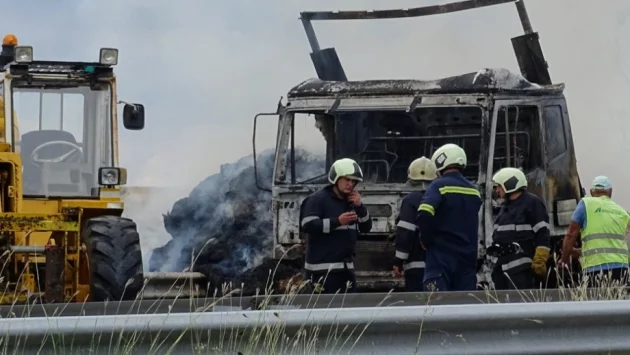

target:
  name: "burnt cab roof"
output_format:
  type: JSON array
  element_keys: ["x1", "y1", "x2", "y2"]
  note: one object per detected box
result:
[{"x1": 287, "y1": 68, "x2": 565, "y2": 99}]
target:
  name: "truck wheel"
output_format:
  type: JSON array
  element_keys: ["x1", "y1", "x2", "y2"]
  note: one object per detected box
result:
[{"x1": 82, "y1": 216, "x2": 144, "y2": 302}]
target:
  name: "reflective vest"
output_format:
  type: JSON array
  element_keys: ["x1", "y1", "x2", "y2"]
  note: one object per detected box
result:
[{"x1": 580, "y1": 196, "x2": 630, "y2": 270}]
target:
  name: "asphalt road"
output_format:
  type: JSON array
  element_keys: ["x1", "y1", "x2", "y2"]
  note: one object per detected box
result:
[{"x1": 0, "y1": 288, "x2": 625, "y2": 318}]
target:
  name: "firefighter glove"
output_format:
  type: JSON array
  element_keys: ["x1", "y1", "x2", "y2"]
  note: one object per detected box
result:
[{"x1": 531, "y1": 247, "x2": 550, "y2": 277}]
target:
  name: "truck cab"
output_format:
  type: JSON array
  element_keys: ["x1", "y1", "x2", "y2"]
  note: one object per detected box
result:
[{"x1": 257, "y1": 68, "x2": 582, "y2": 289}]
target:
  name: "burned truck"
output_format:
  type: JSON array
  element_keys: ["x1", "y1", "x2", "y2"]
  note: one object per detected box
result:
[{"x1": 253, "y1": 0, "x2": 584, "y2": 289}]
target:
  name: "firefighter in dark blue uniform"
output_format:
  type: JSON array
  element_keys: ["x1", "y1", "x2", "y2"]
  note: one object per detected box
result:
[
  {"x1": 489, "y1": 167, "x2": 550, "y2": 290},
  {"x1": 392, "y1": 156, "x2": 438, "y2": 291},
  {"x1": 300, "y1": 158, "x2": 373, "y2": 294},
  {"x1": 416, "y1": 143, "x2": 482, "y2": 292}
]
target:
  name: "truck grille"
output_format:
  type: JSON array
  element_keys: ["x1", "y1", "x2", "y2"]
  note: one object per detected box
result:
[
  {"x1": 355, "y1": 240, "x2": 395, "y2": 271},
  {"x1": 364, "y1": 204, "x2": 392, "y2": 218}
]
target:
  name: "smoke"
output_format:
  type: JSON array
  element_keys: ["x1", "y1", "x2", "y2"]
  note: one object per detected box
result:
[{"x1": 148, "y1": 148, "x2": 325, "y2": 281}]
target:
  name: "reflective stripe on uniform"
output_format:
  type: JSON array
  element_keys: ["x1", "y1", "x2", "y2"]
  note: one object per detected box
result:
[
  {"x1": 301, "y1": 216, "x2": 319, "y2": 226},
  {"x1": 358, "y1": 213, "x2": 370, "y2": 223},
  {"x1": 582, "y1": 247, "x2": 629, "y2": 257},
  {"x1": 532, "y1": 221, "x2": 549, "y2": 232},
  {"x1": 501, "y1": 257, "x2": 532, "y2": 272},
  {"x1": 493, "y1": 221, "x2": 549, "y2": 232},
  {"x1": 397, "y1": 220, "x2": 417, "y2": 231},
  {"x1": 300, "y1": 216, "x2": 332, "y2": 234},
  {"x1": 403, "y1": 261, "x2": 425, "y2": 271},
  {"x1": 418, "y1": 186, "x2": 480, "y2": 215},
  {"x1": 304, "y1": 262, "x2": 354, "y2": 272},
  {"x1": 418, "y1": 204, "x2": 435, "y2": 215},
  {"x1": 438, "y1": 186, "x2": 481, "y2": 197},
  {"x1": 323, "y1": 218, "x2": 330, "y2": 233},
  {"x1": 582, "y1": 233, "x2": 627, "y2": 243},
  {"x1": 395, "y1": 251, "x2": 409, "y2": 259}
]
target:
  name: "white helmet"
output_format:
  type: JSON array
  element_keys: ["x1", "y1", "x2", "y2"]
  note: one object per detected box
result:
[
  {"x1": 492, "y1": 167, "x2": 527, "y2": 194},
  {"x1": 407, "y1": 157, "x2": 438, "y2": 182},
  {"x1": 431, "y1": 143, "x2": 467, "y2": 172},
  {"x1": 328, "y1": 158, "x2": 364, "y2": 184}
]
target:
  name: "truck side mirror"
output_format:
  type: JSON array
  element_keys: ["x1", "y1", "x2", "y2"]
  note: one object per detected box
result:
[{"x1": 123, "y1": 103, "x2": 145, "y2": 130}]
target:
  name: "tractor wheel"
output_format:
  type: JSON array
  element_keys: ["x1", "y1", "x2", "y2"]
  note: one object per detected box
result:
[{"x1": 82, "y1": 215, "x2": 144, "y2": 302}]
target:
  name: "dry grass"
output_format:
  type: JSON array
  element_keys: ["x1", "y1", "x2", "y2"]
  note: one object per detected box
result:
[{"x1": 0, "y1": 246, "x2": 626, "y2": 354}]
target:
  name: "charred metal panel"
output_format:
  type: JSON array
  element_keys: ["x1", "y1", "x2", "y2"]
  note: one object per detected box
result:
[
  {"x1": 287, "y1": 95, "x2": 489, "y2": 111},
  {"x1": 300, "y1": 0, "x2": 516, "y2": 21},
  {"x1": 276, "y1": 197, "x2": 305, "y2": 245},
  {"x1": 364, "y1": 204, "x2": 392, "y2": 218},
  {"x1": 288, "y1": 69, "x2": 563, "y2": 99},
  {"x1": 309, "y1": 48, "x2": 348, "y2": 82},
  {"x1": 511, "y1": 33, "x2": 552, "y2": 86}
]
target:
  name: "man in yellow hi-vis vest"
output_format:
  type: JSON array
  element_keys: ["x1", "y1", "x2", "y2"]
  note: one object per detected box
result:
[{"x1": 561, "y1": 176, "x2": 630, "y2": 287}]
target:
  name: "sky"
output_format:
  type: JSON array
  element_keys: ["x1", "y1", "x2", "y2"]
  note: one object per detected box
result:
[{"x1": 5, "y1": 0, "x2": 630, "y2": 210}]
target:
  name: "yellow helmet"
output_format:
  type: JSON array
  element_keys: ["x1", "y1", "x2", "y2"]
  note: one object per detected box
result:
[{"x1": 407, "y1": 157, "x2": 438, "y2": 182}]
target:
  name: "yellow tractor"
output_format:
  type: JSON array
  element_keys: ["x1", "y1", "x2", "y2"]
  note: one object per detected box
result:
[{"x1": 0, "y1": 34, "x2": 146, "y2": 304}]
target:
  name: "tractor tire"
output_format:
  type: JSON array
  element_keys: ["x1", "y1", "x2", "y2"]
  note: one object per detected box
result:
[{"x1": 82, "y1": 215, "x2": 144, "y2": 302}]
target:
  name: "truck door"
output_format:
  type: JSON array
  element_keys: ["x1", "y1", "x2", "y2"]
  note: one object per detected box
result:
[
  {"x1": 485, "y1": 100, "x2": 545, "y2": 248},
  {"x1": 538, "y1": 98, "x2": 580, "y2": 234}
]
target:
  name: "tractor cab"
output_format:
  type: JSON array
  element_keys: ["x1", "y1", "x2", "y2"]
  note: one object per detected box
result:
[{"x1": 0, "y1": 34, "x2": 145, "y2": 198}]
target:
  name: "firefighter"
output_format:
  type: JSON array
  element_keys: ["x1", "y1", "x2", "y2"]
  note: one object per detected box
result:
[
  {"x1": 415, "y1": 143, "x2": 482, "y2": 292},
  {"x1": 392, "y1": 157, "x2": 438, "y2": 291},
  {"x1": 489, "y1": 167, "x2": 550, "y2": 290},
  {"x1": 560, "y1": 176, "x2": 630, "y2": 287},
  {"x1": 300, "y1": 158, "x2": 373, "y2": 294}
]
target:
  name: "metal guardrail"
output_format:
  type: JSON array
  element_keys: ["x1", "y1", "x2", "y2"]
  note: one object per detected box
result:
[
  {"x1": 3, "y1": 288, "x2": 629, "y2": 318},
  {"x1": 3, "y1": 299, "x2": 630, "y2": 354}
]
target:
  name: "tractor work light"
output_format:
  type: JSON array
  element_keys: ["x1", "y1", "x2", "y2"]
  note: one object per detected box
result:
[
  {"x1": 99, "y1": 48, "x2": 118, "y2": 65},
  {"x1": 98, "y1": 167, "x2": 128, "y2": 186},
  {"x1": 14, "y1": 46, "x2": 33, "y2": 63}
]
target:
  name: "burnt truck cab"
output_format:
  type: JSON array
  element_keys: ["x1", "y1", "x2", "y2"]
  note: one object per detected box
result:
[{"x1": 259, "y1": 68, "x2": 582, "y2": 289}]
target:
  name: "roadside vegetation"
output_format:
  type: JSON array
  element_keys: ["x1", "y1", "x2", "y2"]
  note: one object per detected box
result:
[{"x1": 0, "y1": 245, "x2": 626, "y2": 355}]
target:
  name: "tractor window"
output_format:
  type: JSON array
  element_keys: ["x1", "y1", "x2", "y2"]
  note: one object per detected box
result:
[
  {"x1": 37, "y1": 93, "x2": 85, "y2": 141},
  {"x1": 543, "y1": 105, "x2": 567, "y2": 158},
  {"x1": 11, "y1": 82, "x2": 113, "y2": 197},
  {"x1": 494, "y1": 105, "x2": 543, "y2": 173},
  {"x1": 289, "y1": 112, "x2": 329, "y2": 184}
]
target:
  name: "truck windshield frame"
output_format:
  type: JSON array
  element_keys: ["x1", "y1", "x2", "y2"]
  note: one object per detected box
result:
[
  {"x1": 8, "y1": 78, "x2": 115, "y2": 198},
  {"x1": 276, "y1": 104, "x2": 487, "y2": 186}
]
